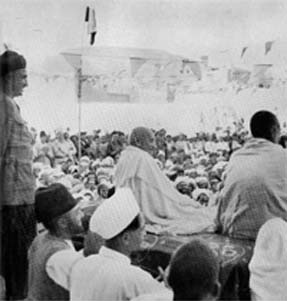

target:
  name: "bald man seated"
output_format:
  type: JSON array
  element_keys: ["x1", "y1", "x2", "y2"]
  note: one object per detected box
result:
[
  {"x1": 114, "y1": 127, "x2": 215, "y2": 232},
  {"x1": 216, "y1": 111, "x2": 287, "y2": 240}
]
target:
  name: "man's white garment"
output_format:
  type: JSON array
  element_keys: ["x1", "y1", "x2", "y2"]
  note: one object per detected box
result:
[
  {"x1": 114, "y1": 146, "x2": 215, "y2": 234},
  {"x1": 249, "y1": 218, "x2": 287, "y2": 301},
  {"x1": 47, "y1": 246, "x2": 163, "y2": 301},
  {"x1": 216, "y1": 138, "x2": 287, "y2": 240}
]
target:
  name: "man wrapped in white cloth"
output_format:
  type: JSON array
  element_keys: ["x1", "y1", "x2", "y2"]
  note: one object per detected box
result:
[
  {"x1": 249, "y1": 218, "x2": 287, "y2": 301},
  {"x1": 46, "y1": 188, "x2": 163, "y2": 300},
  {"x1": 215, "y1": 111, "x2": 287, "y2": 240},
  {"x1": 114, "y1": 127, "x2": 216, "y2": 234}
]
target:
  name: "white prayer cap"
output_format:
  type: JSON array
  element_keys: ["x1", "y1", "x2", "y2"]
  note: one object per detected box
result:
[
  {"x1": 89, "y1": 187, "x2": 140, "y2": 239},
  {"x1": 80, "y1": 156, "x2": 90, "y2": 164}
]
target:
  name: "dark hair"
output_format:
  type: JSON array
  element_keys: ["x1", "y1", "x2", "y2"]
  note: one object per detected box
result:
[
  {"x1": 40, "y1": 131, "x2": 47, "y2": 137},
  {"x1": 41, "y1": 216, "x2": 60, "y2": 235},
  {"x1": 279, "y1": 135, "x2": 287, "y2": 149},
  {"x1": 250, "y1": 111, "x2": 280, "y2": 142},
  {"x1": 168, "y1": 239, "x2": 219, "y2": 301}
]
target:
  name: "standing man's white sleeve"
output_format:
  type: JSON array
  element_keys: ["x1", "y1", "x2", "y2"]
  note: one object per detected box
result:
[{"x1": 46, "y1": 249, "x2": 83, "y2": 290}]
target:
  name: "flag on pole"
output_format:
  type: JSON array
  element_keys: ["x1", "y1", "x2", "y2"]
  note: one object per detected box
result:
[
  {"x1": 265, "y1": 41, "x2": 274, "y2": 55},
  {"x1": 240, "y1": 46, "x2": 248, "y2": 58},
  {"x1": 85, "y1": 6, "x2": 90, "y2": 22},
  {"x1": 85, "y1": 6, "x2": 97, "y2": 45}
]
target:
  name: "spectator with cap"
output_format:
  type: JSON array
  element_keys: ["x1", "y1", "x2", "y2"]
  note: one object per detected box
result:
[
  {"x1": 216, "y1": 110, "x2": 287, "y2": 240},
  {"x1": 0, "y1": 50, "x2": 36, "y2": 300},
  {"x1": 46, "y1": 187, "x2": 163, "y2": 300},
  {"x1": 27, "y1": 183, "x2": 84, "y2": 301}
]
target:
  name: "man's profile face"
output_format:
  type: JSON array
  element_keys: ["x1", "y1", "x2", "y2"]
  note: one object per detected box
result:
[
  {"x1": 142, "y1": 131, "x2": 156, "y2": 155},
  {"x1": 273, "y1": 122, "x2": 281, "y2": 144},
  {"x1": 12, "y1": 68, "x2": 28, "y2": 97},
  {"x1": 65, "y1": 204, "x2": 84, "y2": 235}
]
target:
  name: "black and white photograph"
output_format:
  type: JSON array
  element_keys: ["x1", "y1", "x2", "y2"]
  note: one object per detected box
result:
[{"x1": 1, "y1": 0, "x2": 287, "y2": 300}]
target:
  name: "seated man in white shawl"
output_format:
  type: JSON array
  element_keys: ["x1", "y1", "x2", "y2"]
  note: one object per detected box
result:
[
  {"x1": 114, "y1": 127, "x2": 215, "y2": 233},
  {"x1": 216, "y1": 111, "x2": 287, "y2": 240}
]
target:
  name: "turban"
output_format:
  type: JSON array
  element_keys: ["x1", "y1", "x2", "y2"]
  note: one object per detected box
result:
[{"x1": 0, "y1": 50, "x2": 26, "y2": 77}]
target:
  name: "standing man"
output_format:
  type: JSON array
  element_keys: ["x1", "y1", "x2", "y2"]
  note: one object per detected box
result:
[{"x1": 0, "y1": 50, "x2": 36, "y2": 299}]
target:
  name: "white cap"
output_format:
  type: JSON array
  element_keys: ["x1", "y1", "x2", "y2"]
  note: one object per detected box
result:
[{"x1": 89, "y1": 187, "x2": 140, "y2": 239}]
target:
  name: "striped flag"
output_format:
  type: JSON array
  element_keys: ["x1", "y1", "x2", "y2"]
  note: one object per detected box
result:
[{"x1": 85, "y1": 6, "x2": 97, "y2": 45}]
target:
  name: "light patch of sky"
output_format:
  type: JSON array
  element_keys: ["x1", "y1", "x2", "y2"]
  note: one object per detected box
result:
[{"x1": 1, "y1": 0, "x2": 287, "y2": 65}]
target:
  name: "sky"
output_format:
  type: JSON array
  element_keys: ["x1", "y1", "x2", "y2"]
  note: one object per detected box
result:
[{"x1": 1, "y1": 0, "x2": 287, "y2": 68}]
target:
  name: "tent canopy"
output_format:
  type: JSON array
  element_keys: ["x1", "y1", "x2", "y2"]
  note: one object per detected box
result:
[{"x1": 61, "y1": 46, "x2": 185, "y2": 70}]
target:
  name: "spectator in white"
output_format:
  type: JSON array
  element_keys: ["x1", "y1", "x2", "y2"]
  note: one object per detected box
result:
[
  {"x1": 216, "y1": 111, "x2": 287, "y2": 240},
  {"x1": 46, "y1": 188, "x2": 163, "y2": 300},
  {"x1": 34, "y1": 131, "x2": 53, "y2": 166},
  {"x1": 27, "y1": 183, "x2": 84, "y2": 301},
  {"x1": 78, "y1": 156, "x2": 90, "y2": 178},
  {"x1": 249, "y1": 218, "x2": 287, "y2": 301},
  {"x1": 52, "y1": 128, "x2": 76, "y2": 166}
]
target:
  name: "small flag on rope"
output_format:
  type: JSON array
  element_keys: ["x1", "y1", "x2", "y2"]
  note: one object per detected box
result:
[
  {"x1": 265, "y1": 41, "x2": 274, "y2": 55},
  {"x1": 240, "y1": 46, "x2": 248, "y2": 58},
  {"x1": 85, "y1": 6, "x2": 97, "y2": 45}
]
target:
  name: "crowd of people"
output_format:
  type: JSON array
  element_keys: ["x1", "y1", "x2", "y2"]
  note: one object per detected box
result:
[
  {"x1": 30, "y1": 123, "x2": 247, "y2": 211},
  {"x1": 1, "y1": 50, "x2": 287, "y2": 301}
]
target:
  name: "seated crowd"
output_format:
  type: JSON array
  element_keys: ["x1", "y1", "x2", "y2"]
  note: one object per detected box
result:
[
  {"x1": 31, "y1": 123, "x2": 246, "y2": 214},
  {"x1": 24, "y1": 110, "x2": 287, "y2": 301}
]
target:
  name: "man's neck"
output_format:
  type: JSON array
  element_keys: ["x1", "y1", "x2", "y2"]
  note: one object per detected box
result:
[
  {"x1": 105, "y1": 243, "x2": 130, "y2": 258},
  {"x1": 49, "y1": 229, "x2": 71, "y2": 240}
]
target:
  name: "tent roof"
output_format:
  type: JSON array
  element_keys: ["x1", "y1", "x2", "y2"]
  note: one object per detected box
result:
[{"x1": 61, "y1": 46, "x2": 185, "y2": 69}]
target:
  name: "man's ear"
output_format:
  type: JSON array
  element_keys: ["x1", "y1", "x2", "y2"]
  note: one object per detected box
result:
[
  {"x1": 134, "y1": 136, "x2": 141, "y2": 148},
  {"x1": 121, "y1": 231, "x2": 130, "y2": 246},
  {"x1": 57, "y1": 215, "x2": 67, "y2": 230}
]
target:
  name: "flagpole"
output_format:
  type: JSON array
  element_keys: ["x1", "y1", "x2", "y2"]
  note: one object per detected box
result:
[
  {"x1": 77, "y1": 65, "x2": 82, "y2": 161},
  {"x1": 77, "y1": 6, "x2": 89, "y2": 161}
]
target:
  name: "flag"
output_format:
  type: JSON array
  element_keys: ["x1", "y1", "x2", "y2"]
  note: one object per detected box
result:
[
  {"x1": 265, "y1": 41, "x2": 274, "y2": 55},
  {"x1": 240, "y1": 47, "x2": 248, "y2": 58},
  {"x1": 85, "y1": 6, "x2": 97, "y2": 45},
  {"x1": 85, "y1": 7, "x2": 90, "y2": 22}
]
